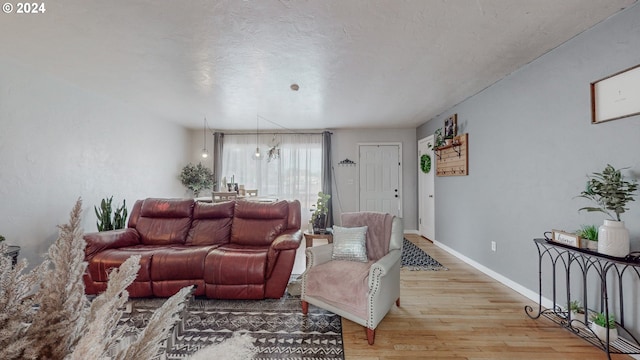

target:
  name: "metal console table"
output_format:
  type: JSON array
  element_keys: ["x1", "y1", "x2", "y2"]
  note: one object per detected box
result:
[{"x1": 525, "y1": 238, "x2": 640, "y2": 359}]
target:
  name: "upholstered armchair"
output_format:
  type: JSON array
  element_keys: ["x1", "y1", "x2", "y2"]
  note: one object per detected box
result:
[{"x1": 301, "y1": 212, "x2": 403, "y2": 345}]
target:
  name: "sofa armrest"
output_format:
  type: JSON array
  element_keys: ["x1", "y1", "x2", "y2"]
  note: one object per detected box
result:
[
  {"x1": 305, "y1": 244, "x2": 333, "y2": 269},
  {"x1": 369, "y1": 249, "x2": 401, "y2": 279},
  {"x1": 271, "y1": 230, "x2": 302, "y2": 251},
  {"x1": 84, "y1": 228, "x2": 140, "y2": 261}
]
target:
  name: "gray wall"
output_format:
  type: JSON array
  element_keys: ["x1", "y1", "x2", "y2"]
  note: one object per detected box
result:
[
  {"x1": 417, "y1": 3, "x2": 640, "y2": 335},
  {"x1": 0, "y1": 58, "x2": 191, "y2": 269}
]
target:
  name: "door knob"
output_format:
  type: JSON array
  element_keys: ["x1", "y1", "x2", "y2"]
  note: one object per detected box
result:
[{"x1": 429, "y1": 195, "x2": 433, "y2": 198}]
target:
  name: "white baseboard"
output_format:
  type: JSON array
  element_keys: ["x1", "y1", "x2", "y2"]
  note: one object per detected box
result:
[{"x1": 432, "y1": 240, "x2": 554, "y2": 309}]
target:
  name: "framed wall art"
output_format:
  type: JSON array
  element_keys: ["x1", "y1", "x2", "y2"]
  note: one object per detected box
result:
[
  {"x1": 591, "y1": 64, "x2": 640, "y2": 124},
  {"x1": 444, "y1": 114, "x2": 457, "y2": 138}
]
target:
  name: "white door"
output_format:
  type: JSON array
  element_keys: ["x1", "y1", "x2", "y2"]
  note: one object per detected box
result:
[
  {"x1": 418, "y1": 136, "x2": 435, "y2": 240},
  {"x1": 359, "y1": 144, "x2": 401, "y2": 217}
]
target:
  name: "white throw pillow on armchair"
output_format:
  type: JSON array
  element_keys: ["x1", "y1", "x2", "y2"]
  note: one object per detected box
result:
[{"x1": 331, "y1": 225, "x2": 368, "y2": 262}]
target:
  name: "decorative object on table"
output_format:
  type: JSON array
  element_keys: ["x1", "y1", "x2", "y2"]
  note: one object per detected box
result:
[
  {"x1": 444, "y1": 113, "x2": 457, "y2": 140},
  {"x1": 310, "y1": 191, "x2": 331, "y2": 234},
  {"x1": 576, "y1": 224, "x2": 598, "y2": 250},
  {"x1": 0, "y1": 198, "x2": 191, "y2": 360},
  {"x1": 590, "y1": 312, "x2": 618, "y2": 343},
  {"x1": 591, "y1": 63, "x2": 640, "y2": 124},
  {"x1": 551, "y1": 229, "x2": 580, "y2": 248},
  {"x1": 180, "y1": 162, "x2": 214, "y2": 197},
  {"x1": 0, "y1": 234, "x2": 4, "y2": 242},
  {"x1": 94, "y1": 196, "x2": 128, "y2": 231},
  {"x1": 577, "y1": 164, "x2": 638, "y2": 257},
  {"x1": 420, "y1": 153, "x2": 431, "y2": 174}
]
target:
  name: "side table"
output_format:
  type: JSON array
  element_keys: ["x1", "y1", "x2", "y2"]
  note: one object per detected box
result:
[
  {"x1": 303, "y1": 231, "x2": 333, "y2": 248},
  {"x1": 4, "y1": 245, "x2": 20, "y2": 267}
]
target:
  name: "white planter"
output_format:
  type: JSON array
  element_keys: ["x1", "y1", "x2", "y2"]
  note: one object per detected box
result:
[
  {"x1": 598, "y1": 220, "x2": 629, "y2": 257},
  {"x1": 590, "y1": 322, "x2": 618, "y2": 343}
]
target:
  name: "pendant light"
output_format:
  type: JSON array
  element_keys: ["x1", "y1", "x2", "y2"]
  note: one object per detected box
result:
[
  {"x1": 254, "y1": 115, "x2": 261, "y2": 159},
  {"x1": 201, "y1": 117, "x2": 208, "y2": 158}
]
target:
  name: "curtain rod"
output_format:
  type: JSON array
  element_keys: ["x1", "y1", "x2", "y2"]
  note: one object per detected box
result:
[{"x1": 218, "y1": 131, "x2": 332, "y2": 136}]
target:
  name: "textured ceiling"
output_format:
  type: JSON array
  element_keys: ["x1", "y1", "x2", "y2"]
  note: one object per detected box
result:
[{"x1": 1, "y1": 0, "x2": 636, "y2": 130}]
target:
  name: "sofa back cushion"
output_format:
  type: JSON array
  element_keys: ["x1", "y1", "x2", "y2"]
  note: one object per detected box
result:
[
  {"x1": 135, "y1": 198, "x2": 194, "y2": 245},
  {"x1": 186, "y1": 201, "x2": 235, "y2": 246},
  {"x1": 231, "y1": 200, "x2": 289, "y2": 246}
]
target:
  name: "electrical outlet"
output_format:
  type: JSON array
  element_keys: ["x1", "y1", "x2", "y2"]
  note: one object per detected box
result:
[{"x1": 491, "y1": 241, "x2": 497, "y2": 252}]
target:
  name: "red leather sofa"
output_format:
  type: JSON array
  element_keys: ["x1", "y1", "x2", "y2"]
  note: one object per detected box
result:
[{"x1": 83, "y1": 198, "x2": 302, "y2": 299}]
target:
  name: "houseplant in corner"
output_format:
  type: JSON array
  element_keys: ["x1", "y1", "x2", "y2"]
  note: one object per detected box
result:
[
  {"x1": 590, "y1": 312, "x2": 618, "y2": 343},
  {"x1": 577, "y1": 164, "x2": 638, "y2": 257}
]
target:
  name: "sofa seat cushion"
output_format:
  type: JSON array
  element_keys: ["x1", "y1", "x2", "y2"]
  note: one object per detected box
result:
[
  {"x1": 88, "y1": 245, "x2": 162, "y2": 282},
  {"x1": 204, "y1": 245, "x2": 268, "y2": 285},
  {"x1": 304, "y1": 260, "x2": 373, "y2": 320},
  {"x1": 150, "y1": 245, "x2": 219, "y2": 281}
]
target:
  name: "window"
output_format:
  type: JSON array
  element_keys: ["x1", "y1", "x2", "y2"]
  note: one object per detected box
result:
[{"x1": 221, "y1": 133, "x2": 322, "y2": 225}]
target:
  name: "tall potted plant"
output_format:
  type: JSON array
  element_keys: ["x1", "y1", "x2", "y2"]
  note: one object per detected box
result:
[{"x1": 577, "y1": 164, "x2": 638, "y2": 257}]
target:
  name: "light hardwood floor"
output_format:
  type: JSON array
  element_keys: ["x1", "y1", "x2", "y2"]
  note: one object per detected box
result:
[{"x1": 341, "y1": 234, "x2": 632, "y2": 359}]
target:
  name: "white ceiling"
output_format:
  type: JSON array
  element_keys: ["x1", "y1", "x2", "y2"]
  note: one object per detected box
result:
[{"x1": 1, "y1": 0, "x2": 636, "y2": 130}]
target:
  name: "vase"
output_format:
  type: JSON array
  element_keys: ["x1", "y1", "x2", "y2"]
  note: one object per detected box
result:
[
  {"x1": 598, "y1": 220, "x2": 629, "y2": 257},
  {"x1": 590, "y1": 322, "x2": 618, "y2": 343}
]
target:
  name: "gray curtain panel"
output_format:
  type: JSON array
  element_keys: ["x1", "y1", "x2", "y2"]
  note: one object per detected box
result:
[
  {"x1": 322, "y1": 131, "x2": 333, "y2": 227},
  {"x1": 213, "y1": 132, "x2": 224, "y2": 191}
]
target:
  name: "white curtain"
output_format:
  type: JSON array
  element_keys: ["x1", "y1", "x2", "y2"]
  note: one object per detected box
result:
[{"x1": 221, "y1": 133, "x2": 322, "y2": 226}]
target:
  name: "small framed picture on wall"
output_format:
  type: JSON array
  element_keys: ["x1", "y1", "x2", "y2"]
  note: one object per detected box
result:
[{"x1": 444, "y1": 114, "x2": 457, "y2": 139}]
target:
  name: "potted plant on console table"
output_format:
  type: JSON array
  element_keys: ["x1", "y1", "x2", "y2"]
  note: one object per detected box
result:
[{"x1": 577, "y1": 164, "x2": 638, "y2": 257}]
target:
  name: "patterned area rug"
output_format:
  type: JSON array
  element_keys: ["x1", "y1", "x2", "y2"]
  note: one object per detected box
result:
[
  {"x1": 117, "y1": 295, "x2": 343, "y2": 360},
  {"x1": 402, "y1": 238, "x2": 448, "y2": 271}
]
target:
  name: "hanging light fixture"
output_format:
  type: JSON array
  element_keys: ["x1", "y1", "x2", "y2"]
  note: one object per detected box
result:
[
  {"x1": 254, "y1": 115, "x2": 261, "y2": 159},
  {"x1": 201, "y1": 117, "x2": 208, "y2": 158}
]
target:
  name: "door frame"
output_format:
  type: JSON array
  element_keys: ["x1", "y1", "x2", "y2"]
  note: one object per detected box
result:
[{"x1": 357, "y1": 142, "x2": 403, "y2": 217}]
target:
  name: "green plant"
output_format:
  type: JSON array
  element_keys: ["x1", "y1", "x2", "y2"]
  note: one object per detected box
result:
[
  {"x1": 576, "y1": 224, "x2": 598, "y2": 241},
  {"x1": 591, "y1": 312, "x2": 616, "y2": 329},
  {"x1": 568, "y1": 300, "x2": 584, "y2": 314},
  {"x1": 428, "y1": 128, "x2": 445, "y2": 149},
  {"x1": 94, "y1": 196, "x2": 128, "y2": 231},
  {"x1": 0, "y1": 235, "x2": 4, "y2": 243},
  {"x1": 180, "y1": 163, "x2": 214, "y2": 197},
  {"x1": 311, "y1": 192, "x2": 331, "y2": 227},
  {"x1": 578, "y1": 164, "x2": 638, "y2": 221}
]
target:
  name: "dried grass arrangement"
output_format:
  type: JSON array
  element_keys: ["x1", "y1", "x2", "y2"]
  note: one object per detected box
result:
[{"x1": 0, "y1": 198, "x2": 192, "y2": 360}]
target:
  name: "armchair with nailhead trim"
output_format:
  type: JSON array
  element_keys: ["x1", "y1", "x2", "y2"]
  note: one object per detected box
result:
[{"x1": 300, "y1": 212, "x2": 403, "y2": 345}]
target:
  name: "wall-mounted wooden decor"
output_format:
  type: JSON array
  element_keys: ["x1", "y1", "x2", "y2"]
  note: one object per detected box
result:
[{"x1": 436, "y1": 133, "x2": 468, "y2": 177}]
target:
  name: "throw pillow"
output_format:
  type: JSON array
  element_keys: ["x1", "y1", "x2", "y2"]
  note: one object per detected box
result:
[{"x1": 331, "y1": 225, "x2": 368, "y2": 262}]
